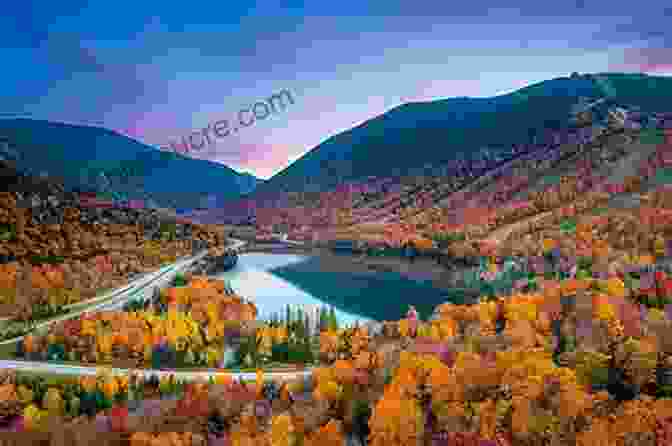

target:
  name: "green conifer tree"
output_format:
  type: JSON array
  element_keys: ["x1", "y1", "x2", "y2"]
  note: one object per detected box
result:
[
  {"x1": 297, "y1": 306, "x2": 304, "y2": 325},
  {"x1": 329, "y1": 307, "x2": 339, "y2": 331},
  {"x1": 304, "y1": 313, "x2": 311, "y2": 340},
  {"x1": 295, "y1": 310, "x2": 306, "y2": 340},
  {"x1": 319, "y1": 306, "x2": 329, "y2": 332},
  {"x1": 317, "y1": 307, "x2": 323, "y2": 331}
]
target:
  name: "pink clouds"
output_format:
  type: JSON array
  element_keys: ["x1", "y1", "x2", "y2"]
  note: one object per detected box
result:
[
  {"x1": 612, "y1": 47, "x2": 672, "y2": 74},
  {"x1": 121, "y1": 125, "x2": 143, "y2": 139},
  {"x1": 213, "y1": 143, "x2": 298, "y2": 178},
  {"x1": 119, "y1": 109, "x2": 186, "y2": 149}
]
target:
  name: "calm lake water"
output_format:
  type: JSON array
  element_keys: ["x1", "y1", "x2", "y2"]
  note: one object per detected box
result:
[{"x1": 214, "y1": 253, "x2": 465, "y2": 322}]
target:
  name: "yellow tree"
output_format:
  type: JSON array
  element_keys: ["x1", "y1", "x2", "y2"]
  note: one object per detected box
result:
[
  {"x1": 305, "y1": 420, "x2": 346, "y2": 446},
  {"x1": 368, "y1": 392, "x2": 424, "y2": 446},
  {"x1": 268, "y1": 413, "x2": 299, "y2": 446}
]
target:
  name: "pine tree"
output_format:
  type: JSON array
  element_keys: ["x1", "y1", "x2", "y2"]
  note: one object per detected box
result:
[
  {"x1": 319, "y1": 306, "x2": 328, "y2": 332},
  {"x1": 302, "y1": 333, "x2": 314, "y2": 363},
  {"x1": 295, "y1": 311, "x2": 306, "y2": 340},
  {"x1": 304, "y1": 313, "x2": 311, "y2": 339},
  {"x1": 329, "y1": 307, "x2": 338, "y2": 331},
  {"x1": 286, "y1": 304, "x2": 291, "y2": 325},
  {"x1": 296, "y1": 306, "x2": 304, "y2": 328}
]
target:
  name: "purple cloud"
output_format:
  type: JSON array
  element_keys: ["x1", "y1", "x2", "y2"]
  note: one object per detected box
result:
[{"x1": 612, "y1": 47, "x2": 672, "y2": 74}]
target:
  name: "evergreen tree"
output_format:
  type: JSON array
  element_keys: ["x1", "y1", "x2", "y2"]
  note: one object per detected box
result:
[
  {"x1": 296, "y1": 306, "x2": 304, "y2": 329},
  {"x1": 286, "y1": 304, "x2": 291, "y2": 325},
  {"x1": 324, "y1": 308, "x2": 330, "y2": 331},
  {"x1": 295, "y1": 310, "x2": 306, "y2": 340},
  {"x1": 319, "y1": 306, "x2": 329, "y2": 332},
  {"x1": 237, "y1": 332, "x2": 258, "y2": 366},
  {"x1": 302, "y1": 333, "x2": 314, "y2": 363},
  {"x1": 304, "y1": 313, "x2": 311, "y2": 339},
  {"x1": 329, "y1": 307, "x2": 338, "y2": 331}
]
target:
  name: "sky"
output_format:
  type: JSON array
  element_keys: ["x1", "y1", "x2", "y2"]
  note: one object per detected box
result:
[{"x1": 1, "y1": 0, "x2": 671, "y2": 179}]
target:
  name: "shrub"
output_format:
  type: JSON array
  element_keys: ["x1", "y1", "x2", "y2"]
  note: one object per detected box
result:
[
  {"x1": 591, "y1": 366, "x2": 610, "y2": 389},
  {"x1": 431, "y1": 231, "x2": 466, "y2": 247},
  {"x1": 173, "y1": 273, "x2": 187, "y2": 287},
  {"x1": 0, "y1": 224, "x2": 15, "y2": 241},
  {"x1": 30, "y1": 255, "x2": 65, "y2": 265},
  {"x1": 286, "y1": 341, "x2": 314, "y2": 364},
  {"x1": 351, "y1": 399, "x2": 372, "y2": 439},
  {"x1": 272, "y1": 342, "x2": 290, "y2": 362}
]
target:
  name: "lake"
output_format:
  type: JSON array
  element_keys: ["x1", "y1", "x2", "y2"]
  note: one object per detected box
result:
[{"x1": 214, "y1": 253, "x2": 467, "y2": 323}]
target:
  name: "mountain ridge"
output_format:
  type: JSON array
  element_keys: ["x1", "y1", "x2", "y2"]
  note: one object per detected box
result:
[
  {"x1": 0, "y1": 118, "x2": 262, "y2": 209},
  {"x1": 256, "y1": 72, "x2": 672, "y2": 195}
]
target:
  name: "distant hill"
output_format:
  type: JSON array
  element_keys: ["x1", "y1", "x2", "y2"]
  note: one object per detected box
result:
[
  {"x1": 257, "y1": 73, "x2": 672, "y2": 195},
  {"x1": 0, "y1": 119, "x2": 262, "y2": 209},
  {"x1": 235, "y1": 172, "x2": 263, "y2": 195}
]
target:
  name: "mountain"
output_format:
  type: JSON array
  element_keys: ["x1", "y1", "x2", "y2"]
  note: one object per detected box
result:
[
  {"x1": 257, "y1": 72, "x2": 672, "y2": 195},
  {"x1": 234, "y1": 172, "x2": 264, "y2": 195},
  {"x1": 0, "y1": 119, "x2": 261, "y2": 208}
]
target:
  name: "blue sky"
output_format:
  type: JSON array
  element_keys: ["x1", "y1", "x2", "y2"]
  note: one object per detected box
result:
[{"x1": 1, "y1": 0, "x2": 671, "y2": 178}]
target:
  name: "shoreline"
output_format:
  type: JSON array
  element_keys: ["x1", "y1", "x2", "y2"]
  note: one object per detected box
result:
[
  {"x1": 244, "y1": 242, "x2": 481, "y2": 294},
  {"x1": 265, "y1": 251, "x2": 480, "y2": 321},
  {"x1": 253, "y1": 245, "x2": 484, "y2": 292},
  {"x1": 208, "y1": 238, "x2": 486, "y2": 320}
]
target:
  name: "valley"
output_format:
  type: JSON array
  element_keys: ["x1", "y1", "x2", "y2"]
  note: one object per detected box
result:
[{"x1": 4, "y1": 72, "x2": 672, "y2": 445}]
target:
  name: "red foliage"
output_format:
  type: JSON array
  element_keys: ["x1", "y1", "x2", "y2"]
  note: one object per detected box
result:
[
  {"x1": 174, "y1": 397, "x2": 194, "y2": 417},
  {"x1": 109, "y1": 406, "x2": 129, "y2": 431},
  {"x1": 656, "y1": 418, "x2": 672, "y2": 446},
  {"x1": 494, "y1": 432, "x2": 513, "y2": 446},
  {"x1": 662, "y1": 278, "x2": 672, "y2": 298},
  {"x1": 432, "y1": 431, "x2": 481, "y2": 446},
  {"x1": 353, "y1": 370, "x2": 370, "y2": 386},
  {"x1": 175, "y1": 394, "x2": 210, "y2": 417},
  {"x1": 619, "y1": 302, "x2": 643, "y2": 338}
]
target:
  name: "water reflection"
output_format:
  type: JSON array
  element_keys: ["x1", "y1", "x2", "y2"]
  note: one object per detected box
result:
[
  {"x1": 213, "y1": 253, "x2": 370, "y2": 325},
  {"x1": 214, "y1": 253, "x2": 462, "y2": 322}
]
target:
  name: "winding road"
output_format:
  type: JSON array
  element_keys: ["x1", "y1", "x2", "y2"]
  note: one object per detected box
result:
[
  {"x1": 0, "y1": 237, "x2": 315, "y2": 382},
  {"x1": 0, "y1": 359, "x2": 313, "y2": 382},
  {"x1": 0, "y1": 250, "x2": 209, "y2": 346},
  {"x1": 1, "y1": 237, "x2": 248, "y2": 345}
]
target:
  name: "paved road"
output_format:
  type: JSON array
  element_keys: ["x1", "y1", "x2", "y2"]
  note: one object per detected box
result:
[
  {"x1": 97, "y1": 252, "x2": 208, "y2": 311},
  {"x1": 0, "y1": 359, "x2": 313, "y2": 381},
  {"x1": 265, "y1": 234, "x2": 305, "y2": 246},
  {"x1": 0, "y1": 236, "x2": 314, "y2": 383},
  {"x1": 0, "y1": 251, "x2": 208, "y2": 345},
  {"x1": 225, "y1": 238, "x2": 248, "y2": 252},
  {"x1": 0, "y1": 237, "x2": 311, "y2": 383}
]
